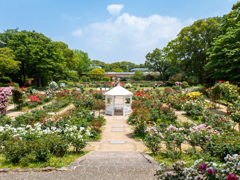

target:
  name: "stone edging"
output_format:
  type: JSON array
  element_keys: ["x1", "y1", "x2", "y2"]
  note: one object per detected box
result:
[
  {"x1": 0, "y1": 166, "x2": 68, "y2": 173},
  {"x1": 68, "y1": 151, "x2": 94, "y2": 169},
  {"x1": 140, "y1": 152, "x2": 159, "y2": 168}
]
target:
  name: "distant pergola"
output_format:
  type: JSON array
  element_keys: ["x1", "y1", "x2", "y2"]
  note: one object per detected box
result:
[{"x1": 104, "y1": 85, "x2": 133, "y2": 116}]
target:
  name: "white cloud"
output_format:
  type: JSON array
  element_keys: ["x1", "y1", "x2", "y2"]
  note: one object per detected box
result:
[
  {"x1": 72, "y1": 12, "x2": 195, "y2": 63},
  {"x1": 84, "y1": 13, "x2": 193, "y2": 51},
  {"x1": 72, "y1": 29, "x2": 83, "y2": 37},
  {"x1": 107, "y1": 4, "x2": 124, "y2": 16}
]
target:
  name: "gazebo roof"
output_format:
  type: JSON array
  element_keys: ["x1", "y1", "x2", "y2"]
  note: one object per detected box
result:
[{"x1": 104, "y1": 85, "x2": 133, "y2": 96}]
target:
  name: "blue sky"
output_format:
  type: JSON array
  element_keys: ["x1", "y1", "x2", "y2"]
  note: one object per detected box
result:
[{"x1": 0, "y1": 0, "x2": 238, "y2": 64}]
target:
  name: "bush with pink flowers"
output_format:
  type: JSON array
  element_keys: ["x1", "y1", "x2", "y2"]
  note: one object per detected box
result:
[{"x1": 0, "y1": 87, "x2": 13, "y2": 115}]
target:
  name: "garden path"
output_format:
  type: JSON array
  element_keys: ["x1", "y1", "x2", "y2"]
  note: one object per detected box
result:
[
  {"x1": 2, "y1": 152, "x2": 159, "y2": 180},
  {"x1": 84, "y1": 98, "x2": 149, "y2": 152}
]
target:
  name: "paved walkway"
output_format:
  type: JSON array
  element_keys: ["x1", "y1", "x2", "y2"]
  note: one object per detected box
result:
[{"x1": 2, "y1": 101, "x2": 159, "y2": 179}]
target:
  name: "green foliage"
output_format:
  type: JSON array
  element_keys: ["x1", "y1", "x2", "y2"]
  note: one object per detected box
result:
[
  {"x1": 8, "y1": 30, "x2": 65, "y2": 87},
  {"x1": 93, "y1": 100, "x2": 106, "y2": 117},
  {"x1": 132, "y1": 71, "x2": 143, "y2": 81},
  {"x1": 166, "y1": 18, "x2": 221, "y2": 84},
  {"x1": 81, "y1": 76, "x2": 90, "y2": 82},
  {"x1": 183, "y1": 103, "x2": 204, "y2": 116},
  {"x1": 206, "y1": 21, "x2": 240, "y2": 81},
  {"x1": 53, "y1": 41, "x2": 79, "y2": 70},
  {"x1": 112, "y1": 68, "x2": 123, "y2": 72},
  {"x1": 165, "y1": 66, "x2": 182, "y2": 80},
  {"x1": 181, "y1": 81, "x2": 189, "y2": 89},
  {"x1": 102, "y1": 77, "x2": 110, "y2": 82},
  {"x1": 92, "y1": 92, "x2": 104, "y2": 100},
  {"x1": 89, "y1": 68, "x2": 105, "y2": 80},
  {"x1": 0, "y1": 76, "x2": 12, "y2": 83},
  {"x1": 68, "y1": 71, "x2": 79, "y2": 82},
  {"x1": 169, "y1": 73, "x2": 184, "y2": 84},
  {"x1": 187, "y1": 76, "x2": 199, "y2": 86},
  {"x1": 74, "y1": 50, "x2": 91, "y2": 75},
  {"x1": 0, "y1": 47, "x2": 20, "y2": 76},
  {"x1": 144, "y1": 133, "x2": 162, "y2": 155},
  {"x1": 12, "y1": 87, "x2": 24, "y2": 109},
  {"x1": 131, "y1": 100, "x2": 142, "y2": 109},
  {"x1": 145, "y1": 48, "x2": 167, "y2": 79}
]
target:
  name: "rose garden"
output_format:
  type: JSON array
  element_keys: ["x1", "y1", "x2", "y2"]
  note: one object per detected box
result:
[
  {"x1": 0, "y1": 80, "x2": 239, "y2": 179},
  {"x1": 1, "y1": 1, "x2": 240, "y2": 179}
]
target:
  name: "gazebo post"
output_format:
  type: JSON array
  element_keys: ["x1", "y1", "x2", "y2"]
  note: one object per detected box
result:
[
  {"x1": 123, "y1": 95, "x2": 125, "y2": 116},
  {"x1": 112, "y1": 95, "x2": 115, "y2": 116},
  {"x1": 105, "y1": 95, "x2": 107, "y2": 115},
  {"x1": 130, "y1": 96, "x2": 132, "y2": 105}
]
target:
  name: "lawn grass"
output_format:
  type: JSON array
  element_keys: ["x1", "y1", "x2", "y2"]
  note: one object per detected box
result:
[
  {"x1": 9, "y1": 100, "x2": 54, "y2": 112},
  {"x1": 149, "y1": 152, "x2": 198, "y2": 168},
  {"x1": 0, "y1": 151, "x2": 89, "y2": 169},
  {"x1": 183, "y1": 114, "x2": 202, "y2": 124}
]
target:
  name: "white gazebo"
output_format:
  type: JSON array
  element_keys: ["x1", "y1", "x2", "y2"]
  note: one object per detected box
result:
[{"x1": 104, "y1": 85, "x2": 133, "y2": 116}]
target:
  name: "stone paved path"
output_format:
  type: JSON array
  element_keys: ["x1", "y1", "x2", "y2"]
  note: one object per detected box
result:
[
  {"x1": 2, "y1": 151, "x2": 158, "y2": 180},
  {"x1": 2, "y1": 99, "x2": 158, "y2": 179}
]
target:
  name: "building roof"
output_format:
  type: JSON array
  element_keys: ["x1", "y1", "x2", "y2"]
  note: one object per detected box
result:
[
  {"x1": 104, "y1": 85, "x2": 133, "y2": 96},
  {"x1": 90, "y1": 66, "x2": 102, "y2": 69},
  {"x1": 130, "y1": 68, "x2": 149, "y2": 71}
]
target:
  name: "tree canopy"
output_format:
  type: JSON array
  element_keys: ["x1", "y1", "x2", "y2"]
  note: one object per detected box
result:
[
  {"x1": 0, "y1": 47, "x2": 20, "y2": 76},
  {"x1": 206, "y1": 3, "x2": 240, "y2": 81}
]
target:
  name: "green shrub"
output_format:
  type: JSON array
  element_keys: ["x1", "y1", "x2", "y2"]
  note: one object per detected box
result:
[
  {"x1": 187, "y1": 76, "x2": 199, "y2": 86},
  {"x1": 0, "y1": 116, "x2": 12, "y2": 126},
  {"x1": 81, "y1": 76, "x2": 90, "y2": 82},
  {"x1": 183, "y1": 103, "x2": 204, "y2": 116},
  {"x1": 102, "y1": 77, "x2": 110, "y2": 82},
  {"x1": 3, "y1": 137, "x2": 51, "y2": 164},
  {"x1": 0, "y1": 77, "x2": 12, "y2": 83},
  {"x1": 92, "y1": 92, "x2": 104, "y2": 100},
  {"x1": 181, "y1": 81, "x2": 189, "y2": 89},
  {"x1": 12, "y1": 87, "x2": 24, "y2": 109},
  {"x1": 68, "y1": 71, "x2": 79, "y2": 82},
  {"x1": 169, "y1": 73, "x2": 184, "y2": 84}
]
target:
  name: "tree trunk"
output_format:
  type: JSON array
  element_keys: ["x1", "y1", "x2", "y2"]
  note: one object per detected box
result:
[
  {"x1": 22, "y1": 63, "x2": 26, "y2": 87},
  {"x1": 38, "y1": 73, "x2": 42, "y2": 88},
  {"x1": 202, "y1": 57, "x2": 205, "y2": 85},
  {"x1": 34, "y1": 78, "x2": 37, "y2": 87}
]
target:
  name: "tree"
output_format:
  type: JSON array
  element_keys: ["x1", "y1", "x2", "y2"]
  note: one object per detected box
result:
[
  {"x1": 0, "y1": 28, "x2": 19, "y2": 48},
  {"x1": 205, "y1": 2, "x2": 240, "y2": 81},
  {"x1": 8, "y1": 30, "x2": 65, "y2": 87},
  {"x1": 145, "y1": 48, "x2": 167, "y2": 80},
  {"x1": 120, "y1": 61, "x2": 137, "y2": 72},
  {"x1": 109, "y1": 62, "x2": 121, "y2": 71},
  {"x1": 89, "y1": 68, "x2": 105, "y2": 80},
  {"x1": 53, "y1": 42, "x2": 78, "y2": 70},
  {"x1": 165, "y1": 66, "x2": 183, "y2": 80},
  {"x1": 112, "y1": 68, "x2": 123, "y2": 72},
  {"x1": 74, "y1": 50, "x2": 91, "y2": 76},
  {"x1": 206, "y1": 22, "x2": 240, "y2": 81},
  {"x1": 132, "y1": 71, "x2": 143, "y2": 81},
  {"x1": 0, "y1": 47, "x2": 20, "y2": 76},
  {"x1": 166, "y1": 18, "x2": 221, "y2": 84}
]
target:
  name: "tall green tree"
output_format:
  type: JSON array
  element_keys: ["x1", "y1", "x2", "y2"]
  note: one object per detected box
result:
[
  {"x1": 145, "y1": 48, "x2": 167, "y2": 80},
  {"x1": 206, "y1": 2, "x2": 240, "y2": 81},
  {"x1": 166, "y1": 18, "x2": 221, "y2": 84},
  {"x1": 8, "y1": 30, "x2": 65, "y2": 87},
  {"x1": 53, "y1": 41, "x2": 78, "y2": 70},
  {"x1": 0, "y1": 47, "x2": 20, "y2": 76},
  {"x1": 0, "y1": 28, "x2": 19, "y2": 48},
  {"x1": 74, "y1": 50, "x2": 91, "y2": 76}
]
